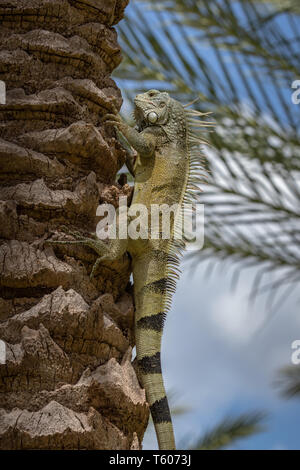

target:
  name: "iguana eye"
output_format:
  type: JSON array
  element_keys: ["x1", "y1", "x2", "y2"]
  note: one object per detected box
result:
[
  {"x1": 159, "y1": 102, "x2": 166, "y2": 108},
  {"x1": 148, "y1": 90, "x2": 158, "y2": 97}
]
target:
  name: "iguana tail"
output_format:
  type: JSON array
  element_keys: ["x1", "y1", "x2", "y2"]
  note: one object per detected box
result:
[{"x1": 133, "y1": 250, "x2": 177, "y2": 450}]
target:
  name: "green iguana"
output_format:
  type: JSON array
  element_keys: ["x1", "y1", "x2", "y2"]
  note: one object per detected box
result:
[{"x1": 48, "y1": 90, "x2": 210, "y2": 450}]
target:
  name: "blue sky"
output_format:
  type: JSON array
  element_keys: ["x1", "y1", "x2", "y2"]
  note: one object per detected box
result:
[
  {"x1": 143, "y1": 261, "x2": 300, "y2": 449},
  {"x1": 114, "y1": 1, "x2": 300, "y2": 449}
]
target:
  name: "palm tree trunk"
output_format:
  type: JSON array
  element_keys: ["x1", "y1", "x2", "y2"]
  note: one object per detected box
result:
[{"x1": 0, "y1": 0, "x2": 148, "y2": 449}]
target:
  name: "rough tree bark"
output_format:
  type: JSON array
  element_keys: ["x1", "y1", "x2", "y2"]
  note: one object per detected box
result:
[{"x1": 0, "y1": 0, "x2": 149, "y2": 450}]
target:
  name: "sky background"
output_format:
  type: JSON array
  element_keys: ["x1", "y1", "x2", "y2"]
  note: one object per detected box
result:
[
  {"x1": 143, "y1": 261, "x2": 300, "y2": 449},
  {"x1": 115, "y1": 1, "x2": 300, "y2": 450}
]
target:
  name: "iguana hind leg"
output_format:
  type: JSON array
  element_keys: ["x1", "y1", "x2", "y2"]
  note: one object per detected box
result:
[{"x1": 46, "y1": 233, "x2": 128, "y2": 279}]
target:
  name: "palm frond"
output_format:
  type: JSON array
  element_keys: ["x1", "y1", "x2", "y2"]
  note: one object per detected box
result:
[
  {"x1": 275, "y1": 364, "x2": 300, "y2": 398},
  {"x1": 184, "y1": 412, "x2": 265, "y2": 450},
  {"x1": 116, "y1": 0, "x2": 300, "y2": 307}
]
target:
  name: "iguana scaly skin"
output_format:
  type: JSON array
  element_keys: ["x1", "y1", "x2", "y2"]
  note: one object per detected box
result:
[{"x1": 48, "y1": 90, "x2": 209, "y2": 450}]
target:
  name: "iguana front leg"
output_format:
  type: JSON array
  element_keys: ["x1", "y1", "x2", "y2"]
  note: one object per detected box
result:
[
  {"x1": 104, "y1": 113, "x2": 156, "y2": 158},
  {"x1": 114, "y1": 127, "x2": 136, "y2": 178}
]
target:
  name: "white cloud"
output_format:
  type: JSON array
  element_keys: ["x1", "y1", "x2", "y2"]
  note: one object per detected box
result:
[{"x1": 210, "y1": 286, "x2": 266, "y2": 343}]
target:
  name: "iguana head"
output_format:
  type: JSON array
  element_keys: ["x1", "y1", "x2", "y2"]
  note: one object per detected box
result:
[{"x1": 134, "y1": 89, "x2": 172, "y2": 128}]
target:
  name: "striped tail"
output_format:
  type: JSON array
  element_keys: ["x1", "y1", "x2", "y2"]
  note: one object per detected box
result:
[{"x1": 133, "y1": 250, "x2": 176, "y2": 450}]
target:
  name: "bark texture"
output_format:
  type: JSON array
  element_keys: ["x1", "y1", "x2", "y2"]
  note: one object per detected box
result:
[{"x1": 0, "y1": 0, "x2": 149, "y2": 449}]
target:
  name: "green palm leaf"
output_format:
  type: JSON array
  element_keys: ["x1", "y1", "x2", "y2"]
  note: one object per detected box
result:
[
  {"x1": 275, "y1": 365, "x2": 300, "y2": 398},
  {"x1": 185, "y1": 412, "x2": 265, "y2": 450},
  {"x1": 115, "y1": 0, "x2": 300, "y2": 308}
]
